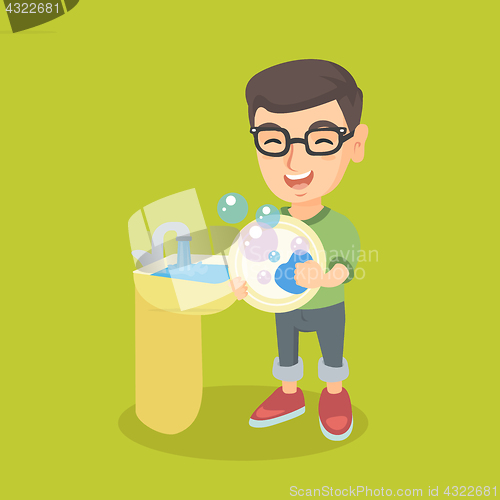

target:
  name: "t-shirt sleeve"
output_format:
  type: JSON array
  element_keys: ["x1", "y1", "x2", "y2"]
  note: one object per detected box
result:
[{"x1": 327, "y1": 215, "x2": 360, "y2": 284}]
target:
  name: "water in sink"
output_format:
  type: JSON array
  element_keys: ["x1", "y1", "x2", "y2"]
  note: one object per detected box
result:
[{"x1": 152, "y1": 262, "x2": 230, "y2": 284}]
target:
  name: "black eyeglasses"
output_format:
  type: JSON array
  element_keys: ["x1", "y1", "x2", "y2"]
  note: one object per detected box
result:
[{"x1": 250, "y1": 125, "x2": 354, "y2": 157}]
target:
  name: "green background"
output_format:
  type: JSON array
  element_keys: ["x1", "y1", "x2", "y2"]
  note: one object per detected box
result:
[{"x1": 1, "y1": 1, "x2": 498, "y2": 498}]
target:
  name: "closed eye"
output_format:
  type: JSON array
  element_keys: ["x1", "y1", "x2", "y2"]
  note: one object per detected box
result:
[
  {"x1": 315, "y1": 138, "x2": 334, "y2": 145},
  {"x1": 264, "y1": 138, "x2": 282, "y2": 145}
]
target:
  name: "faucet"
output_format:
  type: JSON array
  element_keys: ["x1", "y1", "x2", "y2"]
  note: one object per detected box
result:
[
  {"x1": 132, "y1": 222, "x2": 192, "y2": 268},
  {"x1": 175, "y1": 235, "x2": 192, "y2": 268}
]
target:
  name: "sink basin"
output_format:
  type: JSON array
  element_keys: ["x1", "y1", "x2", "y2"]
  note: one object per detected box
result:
[
  {"x1": 129, "y1": 189, "x2": 240, "y2": 434},
  {"x1": 133, "y1": 253, "x2": 236, "y2": 315}
]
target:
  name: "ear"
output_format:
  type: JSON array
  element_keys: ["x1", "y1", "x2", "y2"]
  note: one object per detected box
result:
[{"x1": 351, "y1": 124, "x2": 369, "y2": 163}]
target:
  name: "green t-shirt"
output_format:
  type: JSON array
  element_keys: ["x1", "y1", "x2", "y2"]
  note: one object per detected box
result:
[{"x1": 281, "y1": 206, "x2": 360, "y2": 310}]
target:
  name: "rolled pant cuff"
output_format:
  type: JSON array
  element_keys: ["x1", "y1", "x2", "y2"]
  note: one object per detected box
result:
[
  {"x1": 318, "y1": 357, "x2": 349, "y2": 383},
  {"x1": 272, "y1": 357, "x2": 304, "y2": 382}
]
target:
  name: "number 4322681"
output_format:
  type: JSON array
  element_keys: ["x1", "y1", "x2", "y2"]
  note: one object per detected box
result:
[
  {"x1": 5, "y1": 3, "x2": 59, "y2": 14},
  {"x1": 444, "y1": 486, "x2": 497, "y2": 496}
]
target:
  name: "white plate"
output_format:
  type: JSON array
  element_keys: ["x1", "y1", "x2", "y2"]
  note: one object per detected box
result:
[{"x1": 228, "y1": 215, "x2": 325, "y2": 313}]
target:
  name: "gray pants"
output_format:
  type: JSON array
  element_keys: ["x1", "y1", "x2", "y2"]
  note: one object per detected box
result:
[{"x1": 273, "y1": 302, "x2": 349, "y2": 383}]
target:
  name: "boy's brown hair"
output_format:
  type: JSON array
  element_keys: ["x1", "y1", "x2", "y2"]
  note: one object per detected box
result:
[{"x1": 246, "y1": 59, "x2": 363, "y2": 133}]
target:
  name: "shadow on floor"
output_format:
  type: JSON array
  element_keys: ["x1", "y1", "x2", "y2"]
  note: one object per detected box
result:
[{"x1": 119, "y1": 386, "x2": 368, "y2": 461}]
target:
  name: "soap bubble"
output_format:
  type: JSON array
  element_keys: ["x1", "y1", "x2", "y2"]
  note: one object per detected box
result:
[
  {"x1": 268, "y1": 250, "x2": 280, "y2": 263},
  {"x1": 218, "y1": 193, "x2": 248, "y2": 224},
  {"x1": 256, "y1": 204, "x2": 280, "y2": 228},
  {"x1": 238, "y1": 221, "x2": 278, "y2": 262},
  {"x1": 257, "y1": 270, "x2": 272, "y2": 285},
  {"x1": 291, "y1": 236, "x2": 310, "y2": 255}
]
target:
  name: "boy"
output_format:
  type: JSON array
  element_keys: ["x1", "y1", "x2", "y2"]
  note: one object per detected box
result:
[{"x1": 233, "y1": 59, "x2": 368, "y2": 441}]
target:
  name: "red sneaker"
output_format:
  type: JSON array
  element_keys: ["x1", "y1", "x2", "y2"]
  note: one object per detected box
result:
[
  {"x1": 318, "y1": 388, "x2": 353, "y2": 441},
  {"x1": 249, "y1": 388, "x2": 305, "y2": 428}
]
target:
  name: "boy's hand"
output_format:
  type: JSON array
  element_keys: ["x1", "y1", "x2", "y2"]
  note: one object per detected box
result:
[
  {"x1": 294, "y1": 261, "x2": 324, "y2": 288},
  {"x1": 230, "y1": 277, "x2": 248, "y2": 300}
]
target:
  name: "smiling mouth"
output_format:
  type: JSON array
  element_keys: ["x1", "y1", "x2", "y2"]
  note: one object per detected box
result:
[{"x1": 284, "y1": 170, "x2": 314, "y2": 190}]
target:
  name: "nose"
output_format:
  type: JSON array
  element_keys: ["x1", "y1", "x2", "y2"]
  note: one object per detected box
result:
[{"x1": 285, "y1": 143, "x2": 309, "y2": 172}]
